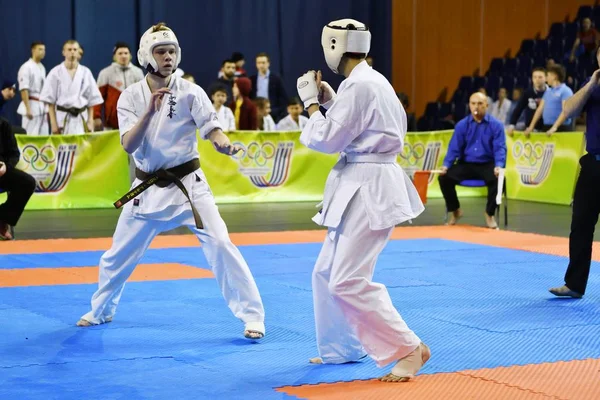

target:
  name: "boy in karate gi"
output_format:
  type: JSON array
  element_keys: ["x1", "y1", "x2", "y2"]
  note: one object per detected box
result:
[
  {"x1": 296, "y1": 19, "x2": 430, "y2": 381},
  {"x1": 17, "y1": 42, "x2": 49, "y2": 135},
  {"x1": 76, "y1": 22, "x2": 266, "y2": 340},
  {"x1": 40, "y1": 40, "x2": 103, "y2": 134}
]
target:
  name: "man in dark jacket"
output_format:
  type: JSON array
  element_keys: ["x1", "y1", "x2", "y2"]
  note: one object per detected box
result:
[
  {"x1": 506, "y1": 67, "x2": 547, "y2": 134},
  {"x1": 250, "y1": 53, "x2": 288, "y2": 122},
  {"x1": 0, "y1": 118, "x2": 36, "y2": 240}
]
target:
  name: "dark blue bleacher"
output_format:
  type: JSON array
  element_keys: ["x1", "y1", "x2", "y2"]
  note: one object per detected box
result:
[{"x1": 417, "y1": 3, "x2": 597, "y2": 130}]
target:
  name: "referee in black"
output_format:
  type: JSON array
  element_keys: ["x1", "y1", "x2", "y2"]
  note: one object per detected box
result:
[{"x1": 550, "y1": 51, "x2": 600, "y2": 298}]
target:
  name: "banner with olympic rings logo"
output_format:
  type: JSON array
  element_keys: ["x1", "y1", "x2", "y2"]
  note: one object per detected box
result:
[
  {"x1": 3, "y1": 132, "x2": 131, "y2": 209},
  {"x1": 0, "y1": 130, "x2": 585, "y2": 210},
  {"x1": 505, "y1": 132, "x2": 584, "y2": 205}
]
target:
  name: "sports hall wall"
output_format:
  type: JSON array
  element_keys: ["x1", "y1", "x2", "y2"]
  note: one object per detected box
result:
[
  {"x1": 0, "y1": 0, "x2": 391, "y2": 126},
  {"x1": 392, "y1": 0, "x2": 593, "y2": 118}
]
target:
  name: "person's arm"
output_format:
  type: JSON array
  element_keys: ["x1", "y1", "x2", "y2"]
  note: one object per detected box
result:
[
  {"x1": 570, "y1": 37, "x2": 581, "y2": 61},
  {"x1": 87, "y1": 107, "x2": 95, "y2": 132},
  {"x1": 563, "y1": 70, "x2": 600, "y2": 118},
  {"x1": 492, "y1": 120, "x2": 507, "y2": 172},
  {"x1": 18, "y1": 65, "x2": 33, "y2": 119},
  {"x1": 525, "y1": 99, "x2": 545, "y2": 135},
  {"x1": 48, "y1": 104, "x2": 59, "y2": 134},
  {"x1": 119, "y1": 87, "x2": 170, "y2": 154},
  {"x1": 441, "y1": 121, "x2": 466, "y2": 172},
  {"x1": 507, "y1": 92, "x2": 528, "y2": 134}
]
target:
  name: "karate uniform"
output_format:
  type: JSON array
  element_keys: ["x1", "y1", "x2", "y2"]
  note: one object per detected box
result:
[
  {"x1": 276, "y1": 114, "x2": 309, "y2": 131},
  {"x1": 215, "y1": 105, "x2": 236, "y2": 131},
  {"x1": 39, "y1": 63, "x2": 103, "y2": 135},
  {"x1": 80, "y1": 76, "x2": 265, "y2": 329},
  {"x1": 300, "y1": 61, "x2": 424, "y2": 367},
  {"x1": 17, "y1": 59, "x2": 49, "y2": 135},
  {"x1": 261, "y1": 115, "x2": 276, "y2": 132}
]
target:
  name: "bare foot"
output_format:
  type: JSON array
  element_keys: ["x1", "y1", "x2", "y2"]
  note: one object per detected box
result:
[
  {"x1": 244, "y1": 321, "x2": 265, "y2": 340},
  {"x1": 309, "y1": 357, "x2": 323, "y2": 364},
  {"x1": 379, "y1": 342, "x2": 431, "y2": 382},
  {"x1": 448, "y1": 209, "x2": 463, "y2": 225},
  {"x1": 75, "y1": 316, "x2": 112, "y2": 327},
  {"x1": 0, "y1": 221, "x2": 13, "y2": 240}
]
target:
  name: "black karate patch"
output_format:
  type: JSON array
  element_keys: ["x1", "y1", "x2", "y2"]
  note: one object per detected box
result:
[
  {"x1": 133, "y1": 199, "x2": 140, "y2": 206},
  {"x1": 195, "y1": 174, "x2": 201, "y2": 182},
  {"x1": 167, "y1": 95, "x2": 177, "y2": 118}
]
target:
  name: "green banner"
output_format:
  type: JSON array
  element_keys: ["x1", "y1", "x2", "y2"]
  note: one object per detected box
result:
[
  {"x1": 2, "y1": 131, "x2": 130, "y2": 209},
  {"x1": 397, "y1": 131, "x2": 486, "y2": 198},
  {"x1": 198, "y1": 131, "x2": 337, "y2": 203},
  {"x1": 1, "y1": 130, "x2": 585, "y2": 210},
  {"x1": 505, "y1": 132, "x2": 585, "y2": 205}
]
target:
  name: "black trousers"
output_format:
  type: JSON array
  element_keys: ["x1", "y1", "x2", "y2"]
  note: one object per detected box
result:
[
  {"x1": 438, "y1": 161, "x2": 498, "y2": 216},
  {"x1": 564, "y1": 153, "x2": 600, "y2": 294},
  {"x1": 0, "y1": 168, "x2": 36, "y2": 226}
]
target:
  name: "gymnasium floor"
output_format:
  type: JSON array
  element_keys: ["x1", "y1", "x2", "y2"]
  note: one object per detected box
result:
[{"x1": 1, "y1": 198, "x2": 599, "y2": 399}]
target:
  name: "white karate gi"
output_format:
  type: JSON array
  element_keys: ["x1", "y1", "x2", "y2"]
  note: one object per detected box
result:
[
  {"x1": 276, "y1": 114, "x2": 309, "y2": 131},
  {"x1": 300, "y1": 61, "x2": 425, "y2": 367},
  {"x1": 39, "y1": 63, "x2": 103, "y2": 135},
  {"x1": 261, "y1": 115, "x2": 276, "y2": 132},
  {"x1": 80, "y1": 76, "x2": 265, "y2": 329},
  {"x1": 215, "y1": 105, "x2": 236, "y2": 131},
  {"x1": 17, "y1": 59, "x2": 49, "y2": 135}
]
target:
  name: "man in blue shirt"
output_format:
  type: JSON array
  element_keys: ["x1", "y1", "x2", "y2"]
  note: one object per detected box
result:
[
  {"x1": 525, "y1": 65, "x2": 574, "y2": 134},
  {"x1": 439, "y1": 92, "x2": 507, "y2": 228},
  {"x1": 549, "y1": 50, "x2": 600, "y2": 298}
]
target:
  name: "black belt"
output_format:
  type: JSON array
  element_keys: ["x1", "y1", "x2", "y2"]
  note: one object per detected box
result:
[
  {"x1": 113, "y1": 158, "x2": 204, "y2": 229},
  {"x1": 57, "y1": 105, "x2": 86, "y2": 117}
]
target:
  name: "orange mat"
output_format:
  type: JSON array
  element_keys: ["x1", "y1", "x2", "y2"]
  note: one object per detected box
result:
[
  {"x1": 278, "y1": 358, "x2": 600, "y2": 400},
  {"x1": 1, "y1": 226, "x2": 598, "y2": 262},
  {"x1": 0, "y1": 263, "x2": 213, "y2": 287}
]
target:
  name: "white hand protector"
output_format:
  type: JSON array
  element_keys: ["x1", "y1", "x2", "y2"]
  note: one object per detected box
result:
[
  {"x1": 318, "y1": 81, "x2": 336, "y2": 109},
  {"x1": 297, "y1": 71, "x2": 319, "y2": 109}
]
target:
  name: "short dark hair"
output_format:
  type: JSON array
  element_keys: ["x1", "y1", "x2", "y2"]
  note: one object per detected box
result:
[
  {"x1": 30, "y1": 41, "x2": 44, "y2": 50},
  {"x1": 547, "y1": 65, "x2": 566, "y2": 82},
  {"x1": 344, "y1": 52, "x2": 367, "y2": 60},
  {"x1": 113, "y1": 41, "x2": 130, "y2": 54},
  {"x1": 222, "y1": 59, "x2": 235, "y2": 67},
  {"x1": 231, "y1": 52, "x2": 244, "y2": 62},
  {"x1": 256, "y1": 52, "x2": 270, "y2": 61},
  {"x1": 288, "y1": 97, "x2": 302, "y2": 106},
  {"x1": 532, "y1": 67, "x2": 546, "y2": 74},
  {"x1": 209, "y1": 83, "x2": 228, "y2": 97}
]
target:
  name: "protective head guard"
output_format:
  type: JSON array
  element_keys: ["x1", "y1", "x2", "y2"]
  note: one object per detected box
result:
[
  {"x1": 137, "y1": 25, "x2": 182, "y2": 76},
  {"x1": 321, "y1": 19, "x2": 371, "y2": 74}
]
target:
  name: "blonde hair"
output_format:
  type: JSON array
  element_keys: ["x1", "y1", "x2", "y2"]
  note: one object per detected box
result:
[
  {"x1": 62, "y1": 39, "x2": 79, "y2": 50},
  {"x1": 151, "y1": 22, "x2": 171, "y2": 33}
]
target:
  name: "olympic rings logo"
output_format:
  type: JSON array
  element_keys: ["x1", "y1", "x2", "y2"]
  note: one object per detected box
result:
[
  {"x1": 231, "y1": 141, "x2": 276, "y2": 167},
  {"x1": 512, "y1": 141, "x2": 544, "y2": 167},
  {"x1": 399, "y1": 142, "x2": 425, "y2": 166},
  {"x1": 21, "y1": 144, "x2": 57, "y2": 172}
]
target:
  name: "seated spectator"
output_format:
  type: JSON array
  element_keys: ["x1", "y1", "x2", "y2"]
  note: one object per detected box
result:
[
  {"x1": 397, "y1": 92, "x2": 417, "y2": 131},
  {"x1": 229, "y1": 77, "x2": 257, "y2": 130},
  {"x1": 489, "y1": 87, "x2": 512, "y2": 125},
  {"x1": 275, "y1": 98, "x2": 308, "y2": 131},
  {"x1": 254, "y1": 97, "x2": 276, "y2": 131},
  {"x1": 506, "y1": 87, "x2": 527, "y2": 129},
  {"x1": 438, "y1": 92, "x2": 506, "y2": 229},
  {"x1": 570, "y1": 17, "x2": 600, "y2": 62},
  {"x1": 0, "y1": 80, "x2": 16, "y2": 115},
  {"x1": 210, "y1": 84, "x2": 235, "y2": 132},
  {"x1": 525, "y1": 64, "x2": 574, "y2": 134}
]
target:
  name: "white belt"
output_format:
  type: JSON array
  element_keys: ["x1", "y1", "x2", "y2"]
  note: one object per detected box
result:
[{"x1": 345, "y1": 153, "x2": 397, "y2": 163}]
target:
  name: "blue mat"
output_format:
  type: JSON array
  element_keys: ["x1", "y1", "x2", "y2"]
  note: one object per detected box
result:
[{"x1": 1, "y1": 238, "x2": 599, "y2": 399}]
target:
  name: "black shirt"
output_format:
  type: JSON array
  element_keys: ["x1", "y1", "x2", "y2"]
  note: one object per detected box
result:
[{"x1": 509, "y1": 86, "x2": 546, "y2": 129}]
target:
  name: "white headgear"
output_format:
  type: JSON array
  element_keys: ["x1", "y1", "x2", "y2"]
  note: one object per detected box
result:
[
  {"x1": 137, "y1": 26, "x2": 182, "y2": 75},
  {"x1": 321, "y1": 19, "x2": 371, "y2": 74}
]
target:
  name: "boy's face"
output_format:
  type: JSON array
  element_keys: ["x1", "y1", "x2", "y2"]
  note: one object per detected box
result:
[
  {"x1": 212, "y1": 91, "x2": 227, "y2": 106},
  {"x1": 288, "y1": 104, "x2": 302, "y2": 118}
]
